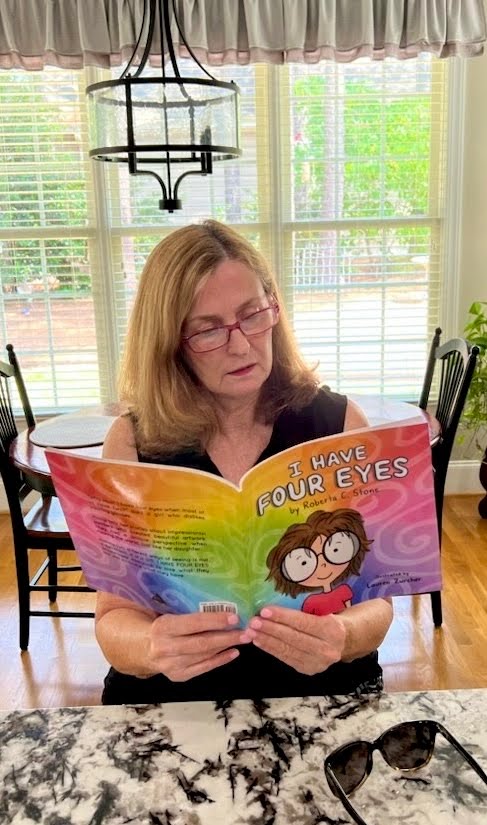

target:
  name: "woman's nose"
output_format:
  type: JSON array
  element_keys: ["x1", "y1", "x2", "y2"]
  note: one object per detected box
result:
[{"x1": 227, "y1": 326, "x2": 250, "y2": 354}]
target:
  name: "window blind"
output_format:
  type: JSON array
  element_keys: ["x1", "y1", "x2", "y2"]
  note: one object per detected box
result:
[
  {"x1": 0, "y1": 68, "x2": 100, "y2": 410},
  {"x1": 0, "y1": 56, "x2": 448, "y2": 413}
]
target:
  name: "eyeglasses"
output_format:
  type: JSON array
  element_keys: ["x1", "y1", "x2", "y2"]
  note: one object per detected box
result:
[
  {"x1": 182, "y1": 303, "x2": 279, "y2": 353},
  {"x1": 325, "y1": 719, "x2": 487, "y2": 825},
  {"x1": 281, "y1": 530, "x2": 359, "y2": 583}
]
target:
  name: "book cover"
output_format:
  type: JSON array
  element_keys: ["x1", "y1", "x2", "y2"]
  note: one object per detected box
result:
[{"x1": 46, "y1": 419, "x2": 442, "y2": 625}]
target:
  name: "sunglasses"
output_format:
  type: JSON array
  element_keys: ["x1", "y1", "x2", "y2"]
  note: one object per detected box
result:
[{"x1": 325, "y1": 720, "x2": 487, "y2": 825}]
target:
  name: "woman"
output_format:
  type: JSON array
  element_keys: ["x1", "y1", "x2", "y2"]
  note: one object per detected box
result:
[{"x1": 97, "y1": 219, "x2": 393, "y2": 704}]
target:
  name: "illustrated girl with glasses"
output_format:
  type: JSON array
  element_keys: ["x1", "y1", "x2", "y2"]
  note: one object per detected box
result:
[
  {"x1": 266, "y1": 509, "x2": 372, "y2": 616},
  {"x1": 98, "y1": 219, "x2": 393, "y2": 706}
]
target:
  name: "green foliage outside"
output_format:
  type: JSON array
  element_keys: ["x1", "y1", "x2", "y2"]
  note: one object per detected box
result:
[
  {"x1": 462, "y1": 301, "x2": 487, "y2": 456},
  {"x1": 0, "y1": 72, "x2": 90, "y2": 296},
  {"x1": 292, "y1": 74, "x2": 432, "y2": 282},
  {"x1": 0, "y1": 68, "x2": 434, "y2": 294}
]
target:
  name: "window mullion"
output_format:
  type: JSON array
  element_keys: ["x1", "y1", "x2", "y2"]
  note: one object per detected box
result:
[
  {"x1": 82, "y1": 67, "x2": 119, "y2": 403},
  {"x1": 267, "y1": 65, "x2": 294, "y2": 315}
]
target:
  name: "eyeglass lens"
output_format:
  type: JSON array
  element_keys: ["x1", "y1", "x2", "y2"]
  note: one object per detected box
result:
[
  {"x1": 328, "y1": 721, "x2": 435, "y2": 796},
  {"x1": 380, "y1": 721, "x2": 435, "y2": 771},
  {"x1": 185, "y1": 305, "x2": 277, "y2": 352},
  {"x1": 330, "y1": 741, "x2": 371, "y2": 796}
]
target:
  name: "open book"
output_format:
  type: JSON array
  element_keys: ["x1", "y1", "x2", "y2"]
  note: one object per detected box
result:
[{"x1": 46, "y1": 419, "x2": 441, "y2": 624}]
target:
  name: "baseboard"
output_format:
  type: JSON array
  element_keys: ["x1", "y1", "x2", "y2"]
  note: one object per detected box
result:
[
  {"x1": 445, "y1": 460, "x2": 483, "y2": 495},
  {"x1": 0, "y1": 459, "x2": 483, "y2": 514}
]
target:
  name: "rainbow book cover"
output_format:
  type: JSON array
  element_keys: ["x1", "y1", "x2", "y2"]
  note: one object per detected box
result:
[{"x1": 46, "y1": 420, "x2": 442, "y2": 625}]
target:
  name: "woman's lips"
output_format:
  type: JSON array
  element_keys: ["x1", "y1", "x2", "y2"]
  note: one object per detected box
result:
[{"x1": 228, "y1": 364, "x2": 256, "y2": 376}]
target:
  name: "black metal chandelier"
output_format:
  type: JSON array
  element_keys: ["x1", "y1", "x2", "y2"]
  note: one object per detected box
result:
[{"x1": 86, "y1": 0, "x2": 241, "y2": 212}]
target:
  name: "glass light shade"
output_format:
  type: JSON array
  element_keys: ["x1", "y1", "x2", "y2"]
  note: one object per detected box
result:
[{"x1": 86, "y1": 77, "x2": 241, "y2": 166}]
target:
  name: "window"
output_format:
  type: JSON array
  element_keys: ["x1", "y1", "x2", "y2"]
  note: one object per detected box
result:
[{"x1": 0, "y1": 56, "x2": 449, "y2": 413}]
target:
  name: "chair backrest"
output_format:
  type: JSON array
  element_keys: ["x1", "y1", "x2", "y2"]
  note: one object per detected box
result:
[
  {"x1": 418, "y1": 330, "x2": 479, "y2": 532},
  {"x1": 0, "y1": 355, "x2": 36, "y2": 528},
  {"x1": 0, "y1": 359, "x2": 19, "y2": 447},
  {"x1": 6, "y1": 344, "x2": 36, "y2": 428},
  {"x1": 418, "y1": 327, "x2": 442, "y2": 411}
]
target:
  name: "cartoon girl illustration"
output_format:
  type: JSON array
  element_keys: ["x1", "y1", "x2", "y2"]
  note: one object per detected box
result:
[{"x1": 266, "y1": 509, "x2": 372, "y2": 616}]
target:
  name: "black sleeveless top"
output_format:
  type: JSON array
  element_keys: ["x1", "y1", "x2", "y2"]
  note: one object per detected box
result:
[{"x1": 101, "y1": 387, "x2": 383, "y2": 705}]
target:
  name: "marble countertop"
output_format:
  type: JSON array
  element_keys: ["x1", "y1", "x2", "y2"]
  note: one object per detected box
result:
[{"x1": 0, "y1": 689, "x2": 486, "y2": 825}]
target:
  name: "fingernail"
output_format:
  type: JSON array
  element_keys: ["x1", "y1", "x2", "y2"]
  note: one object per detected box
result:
[
  {"x1": 228, "y1": 649, "x2": 239, "y2": 660},
  {"x1": 227, "y1": 613, "x2": 239, "y2": 626},
  {"x1": 239, "y1": 631, "x2": 255, "y2": 643},
  {"x1": 260, "y1": 608, "x2": 272, "y2": 618},
  {"x1": 249, "y1": 617, "x2": 262, "y2": 630}
]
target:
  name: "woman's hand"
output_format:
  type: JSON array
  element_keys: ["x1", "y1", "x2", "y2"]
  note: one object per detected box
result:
[
  {"x1": 244, "y1": 598, "x2": 393, "y2": 675},
  {"x1": 147, "y1": 611, "x2": 247, "y2": 682},
  {"x1": 243, "y1": 606, "x2": 347, "y2": 675}
]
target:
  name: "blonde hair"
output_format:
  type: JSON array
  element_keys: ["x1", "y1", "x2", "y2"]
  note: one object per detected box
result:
[{"x1": 119, "y1": 220, "x2": 318, "y2": 456}]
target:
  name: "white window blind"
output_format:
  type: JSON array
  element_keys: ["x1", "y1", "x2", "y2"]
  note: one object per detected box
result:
[
  {"x1": 0, "y1": 56, "x2": 448, "y2": 414},
  {"x1": 0, "y1": 69, "x2": 100, "y2": 410}
]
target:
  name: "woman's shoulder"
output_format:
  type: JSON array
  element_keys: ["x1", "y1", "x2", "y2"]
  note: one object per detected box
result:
[
  {"x1": 305, "y1": 386, "x2": 368, "y2": 431},
  {"x1": 102, "y1": 413, "x2": 138, "y2": 461},
  {"x1": 274, "y1": 386, "x2": 347, "y2": 444},
  {"x1": 298, "y1": 384, "x2": 348, "y2": 422}
]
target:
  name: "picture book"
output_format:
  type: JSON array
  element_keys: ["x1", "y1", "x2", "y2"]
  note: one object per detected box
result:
[{"x1": 46, "y1": 420, "x2": 442, "y2": 625}]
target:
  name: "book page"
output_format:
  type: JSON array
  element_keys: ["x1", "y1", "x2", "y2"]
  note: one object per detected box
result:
[
  {"x1": 241, "y1": 421, "x2": 441, "y2": 616},
  {"x1": 46, "y1": 452, "x2": 252, "y2": 619}
]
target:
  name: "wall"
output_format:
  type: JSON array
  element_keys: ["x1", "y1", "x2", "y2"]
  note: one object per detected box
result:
[{"x1": 448, "y1": 10, "x2": 487, "y2": 494}]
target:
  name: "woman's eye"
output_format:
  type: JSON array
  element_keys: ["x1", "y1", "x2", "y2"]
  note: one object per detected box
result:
[
  {"x1": 191, "y1": 326, "x2": 221, "y2": 341},
  {"x1": 281, "y1": 547, "x2": 317, "y2": 582},
  {"x1": 198, "y1": 327, "x2": 219, "y2": 337}
]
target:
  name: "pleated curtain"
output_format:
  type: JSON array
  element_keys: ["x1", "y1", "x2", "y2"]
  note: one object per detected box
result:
[{"x1": 0, "y1": 0, "x2": 485, "y2": 70}]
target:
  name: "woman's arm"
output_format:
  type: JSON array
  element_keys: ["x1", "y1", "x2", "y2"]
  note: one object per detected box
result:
[
  {"x1": 338, "y1": 597, "x2": 393, "y2": 661},
  {"x1": 343, "y1": 398, "x2": 369, "y2": 431},
  {"x1": 102, "y1": 414, "x2": 138, "y2": 461}
]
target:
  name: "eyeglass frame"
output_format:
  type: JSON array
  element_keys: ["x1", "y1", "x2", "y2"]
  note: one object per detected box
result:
[
  {"x1": 324, "y1": 719, "x2": 487, "y2": 825},
  {"x1": 181, "y1": 302, "x2": 279, "y2": 353}
]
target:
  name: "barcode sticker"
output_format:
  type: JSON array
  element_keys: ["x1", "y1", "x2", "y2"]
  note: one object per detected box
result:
[{"x1": 199, "y1": 601, "x2": 238, "y2": 614}]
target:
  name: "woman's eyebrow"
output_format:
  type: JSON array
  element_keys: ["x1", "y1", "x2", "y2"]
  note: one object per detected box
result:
[{"x1": 188, "y1": 297, "x2": 266, "y2": 324}]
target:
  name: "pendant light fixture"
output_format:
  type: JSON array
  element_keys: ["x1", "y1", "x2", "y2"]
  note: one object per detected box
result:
[{"x1": 86, "y1": 0, "x2": 241, "y2": 212}]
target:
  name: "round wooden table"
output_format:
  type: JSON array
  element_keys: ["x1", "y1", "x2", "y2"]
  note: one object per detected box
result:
[{"x1": 10, "y1": 404, "x2": 121, "y2": 494}]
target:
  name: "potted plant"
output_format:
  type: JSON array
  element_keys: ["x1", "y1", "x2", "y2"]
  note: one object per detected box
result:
[{"x1": 462, "y1": 301, "x2": 487, "y2": 517}]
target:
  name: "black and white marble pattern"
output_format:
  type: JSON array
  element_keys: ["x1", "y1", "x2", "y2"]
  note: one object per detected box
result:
[{"x1": 0, "y1": 689, "x2": 486, "y2": 824}]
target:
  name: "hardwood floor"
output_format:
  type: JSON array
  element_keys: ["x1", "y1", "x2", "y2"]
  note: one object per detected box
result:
[{"x1": 0, "y1": 495, "x2": 486, "y2": 710}]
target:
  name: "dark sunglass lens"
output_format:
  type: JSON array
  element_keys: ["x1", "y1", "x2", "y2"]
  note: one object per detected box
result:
[
  {"x1": 382, "y1": 722, "x2": 434, "y2": 770},
  {"x1": 329, "y1": 742, "x2": 370, "y2": 795}
]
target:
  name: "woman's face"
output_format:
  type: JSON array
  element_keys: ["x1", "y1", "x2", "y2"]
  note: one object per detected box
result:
[{"x1": 182, "y1": 259, "x2": 275, "y2": 405}]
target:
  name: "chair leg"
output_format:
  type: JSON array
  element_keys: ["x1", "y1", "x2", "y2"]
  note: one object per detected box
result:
[
  {"x1": 47, "y1": 547, "x2": 58, "y2": 602},
  {"x1": 13, "y1": 541, "x2": 31, "y2": 650},
  {"x1": 430, "y1": 591, "x2": 443, "y2": 627}
]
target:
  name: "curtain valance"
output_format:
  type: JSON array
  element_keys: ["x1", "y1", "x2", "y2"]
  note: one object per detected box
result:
[{"x1": 0, "y1": 0, "x2": 485, "y2": 70}]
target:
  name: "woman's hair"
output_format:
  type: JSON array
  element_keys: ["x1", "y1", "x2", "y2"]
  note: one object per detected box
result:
[
  {"x1": 266, "y1": 508, "x2": 373, "y2": 598},
  {"x1": 119, "y1": 219, "x2": 318, "y2": 456}
]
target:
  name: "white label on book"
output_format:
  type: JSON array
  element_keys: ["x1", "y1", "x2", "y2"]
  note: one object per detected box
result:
[{"x1": 199, "y1": 601, "x2": 238, "y2": 614}]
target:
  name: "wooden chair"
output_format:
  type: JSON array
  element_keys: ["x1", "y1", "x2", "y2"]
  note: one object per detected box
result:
[
  {"x1": 419, "y1": 328, "x2": 479, "y2": 627},
  {"x1": 0, "y1": 345, "x2": 94, "y2": 650}
]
